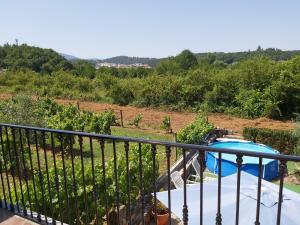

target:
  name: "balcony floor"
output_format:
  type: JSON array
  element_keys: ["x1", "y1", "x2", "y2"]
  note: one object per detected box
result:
[{"x1": 0, "y1": 209, "x2": 38, "y2": 225}]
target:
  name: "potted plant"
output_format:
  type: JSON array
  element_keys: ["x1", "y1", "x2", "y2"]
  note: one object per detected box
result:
[{"x1": 152, "y1": 202, "x2": 169, "y2": 225}]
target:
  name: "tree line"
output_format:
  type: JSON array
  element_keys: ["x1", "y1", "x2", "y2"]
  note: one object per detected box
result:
[{"x1": 1, "y1": 44, "x2": 300, "y2": 119}]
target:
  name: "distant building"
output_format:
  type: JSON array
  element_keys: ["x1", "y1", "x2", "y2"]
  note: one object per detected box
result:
[{"x1": 95, "y1": 62, "x2": 151, "y2": 69}]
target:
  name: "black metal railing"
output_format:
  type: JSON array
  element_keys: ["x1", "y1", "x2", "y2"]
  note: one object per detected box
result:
[{"x1": 0, "y1": 123, "x2": 299, "y2": 225}]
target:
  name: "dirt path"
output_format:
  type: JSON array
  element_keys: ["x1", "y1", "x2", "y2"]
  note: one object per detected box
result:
[
  {"x1": 0, "y1": 93, "x2": 294, "y2": 135},
  {"x1": 56, "y1": 99, "x2": 294, "y2": 135}
]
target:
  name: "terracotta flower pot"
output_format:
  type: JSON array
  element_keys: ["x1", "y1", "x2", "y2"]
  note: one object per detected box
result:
[{"x1": 152, "y1": 210, "x2": 169, "y2": 225}]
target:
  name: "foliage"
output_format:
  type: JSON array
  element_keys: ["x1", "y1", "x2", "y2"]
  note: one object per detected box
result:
[
  {"x1": 161, "y1": 116, "x2": 172, "y2": 133},
  {"x1": 0, "y1": 44, "x2": 73, "y2": 73},
  {"x1": 87, "y1": 109, "x2": 116, "y2": 134},
  {"x1": 0, "y1": 93, "x2": 46, "y2": 127},
  {"x1": 72, "y1": 60, "x2": 96, "y2": 79},
  {"x1": 177, "y1": 115, "x2": 214, "y2": 144},
  {"x1": 243, "y1": 127, "x2": 298, "y2": 154},
  {"x1": 293, "y1": 122, "x2": 300, "y2": 156},
  {"x1": 12, "y1": 144, "x2": 158, "y2": 224},
  {"x1": 2, "y1": 44, "x2": 300, "y2": 119},
  {"x1": 128, "y1": 113, "x2": 143, "y2": 128}
]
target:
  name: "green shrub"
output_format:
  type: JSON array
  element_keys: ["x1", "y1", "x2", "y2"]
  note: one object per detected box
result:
[
  {"x1": 128, "y1": 113, "x2": 143, "y2": 128},
  {"x1": 177, "y1": 115, "x2": 214, "y2": 144},
  {"x1": 161, "y1": 116, "x2": 172, "y2": 133},
  {"x1": 14, "y1": 144, "x2": 157, "y2": 224},
  {"x1": 243, "y1": 127, "x2": 298, "y2": 154},
  {"x1": 293, "y1": 122, "x2": 300, "y2": 155},
  {"x1": 87, "y1": 109, "x2": 116, "y2": 134}
]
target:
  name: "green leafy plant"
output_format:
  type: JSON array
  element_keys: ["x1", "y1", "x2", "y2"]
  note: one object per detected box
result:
[
  {"x1": 177, "y1": 115, "x2": 214, "y2": 144},
  {"x1": 128, "y1": 113, "x2": 143, "y2": 128},
  {"x1": 243, "y1": 127, "x2": 298, "y2": 154},
  {"x1": 161, "y1": 116, "x2": 172, "y2": 133}
]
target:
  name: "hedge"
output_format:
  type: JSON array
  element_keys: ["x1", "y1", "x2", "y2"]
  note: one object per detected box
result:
[{"x1": 243, "y1": 127, "x2": 298, "y2": 154}]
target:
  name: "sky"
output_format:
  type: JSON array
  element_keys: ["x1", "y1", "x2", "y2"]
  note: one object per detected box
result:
[{"x1": 1, "y1": 0, "x2": 300, "y2": 59}]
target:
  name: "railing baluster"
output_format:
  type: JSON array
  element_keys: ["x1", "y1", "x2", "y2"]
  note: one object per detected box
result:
[
  {"x1": 50, "y1": 133, "x2": 63, "y2": 224},
  {"x1": 90, "y1": 138, "x2": 99, "y2": 225},
  {"x1": 0, "y1": 126, "x2": 9, "y2": 210},
  {"x1": 166, "y1": 146, "x2": 171, "y2": 225},
  {"x1": 78, "y1": 135, "x2": 89, "y2": 224},
  {"x1": 5, "y1": 126, "x2": 19, "y2": 213},
  {"x1": 113, "y1": 140, "x2": 120, "y2": 224},
  {"x1": 235, "y1": 154, "x2": 243, "y2": 225},
  {"x1": 276, "y1": 160, "x2": 287, "y2": 225},
  {"x1": 26, "y1": 130, "x2": 39, "y2": 220},
  {"x1": 199, "y1": 151, "x2": 204, "y2": 225},
  {"x1": 152, "y1": 144, "x2": 158, "y2": 225},
  {"x1": 100, "y1": 139, "x2": 109, "y2": 223},
  {"x1": 216, "y1": 152, "x2": 222, "y2": 225},
  {"x1": 11, "y1": 128, "x2": 26, "y2": 215},
  {"x1": 34, "y1": 130, "x2": 47, "y2": 223},
  {"x1": 59, "y1": 134, "x2": 71, "y2": 224},
  {"x1": 18, "y1": 128, "x2": 32, "y2": 217},
  {"x1": 182, "y1": 148, "x2": 188, "y2": 225},
  {"x1": 255, "y1": 157, "x2": 263, "y2": 225},
  {"x1": 124, "y1": 141, "x2": 132, "y2": 225},
  {"x1": 70, "y1": 135, "x2": 79, "y2": 225},
  {"x1": 41, "y1": 131, "x2": 54, "y2": 223}
]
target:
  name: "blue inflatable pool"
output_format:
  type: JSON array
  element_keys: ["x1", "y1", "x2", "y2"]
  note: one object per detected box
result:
[{"x1": 206, "y1": 139, "x2": 279, "y2": 180}]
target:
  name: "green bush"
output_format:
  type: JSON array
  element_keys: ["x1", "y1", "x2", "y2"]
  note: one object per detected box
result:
[
  {"x1": 13, "y1": 144, "x2": 157, "y2": 224},
  {"x1": 243, "y1": 127, "x2": 298, "y2": 154},
  {"x1": 161, "y1": 116, "x2": 172, "y2": 133},
  {"x1": 293, "y1": 122, "x2": 300, "y2": 155},
  {"x1": 128, "y1": 113, "x2": 143, "y2": 128},
  {"x1": 177, "y1": 115, "x2": 214, "y2": 144}
]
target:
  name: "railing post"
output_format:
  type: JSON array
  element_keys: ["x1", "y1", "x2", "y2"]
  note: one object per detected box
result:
[
  {"x1": 182, "y1": 148, "x2": 188, "y2": 225},
  {"x1": 166, "y1": 146, "x2": 172, "y2": 225},
  {"x1": 124, "y1": 141, "x2": 132, "y2": 225},
  {"x1": 216, "y1": 152, "x2": 222, "y2": 225},
  {"x1": 235, "y1": 154, "x2": 243, "y2": 225},
  {"x1": 276, "y1": 160, "x2": 287, "y2": 225}
]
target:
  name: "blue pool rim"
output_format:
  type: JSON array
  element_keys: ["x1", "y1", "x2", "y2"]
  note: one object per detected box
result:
[{"x1": 206, "y1": 140, "x2": 279, "y2": 180}]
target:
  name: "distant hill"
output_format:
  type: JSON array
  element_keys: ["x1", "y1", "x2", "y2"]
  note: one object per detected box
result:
[
  {"x1": 0, "y1": 44, "x2": 73, "y2": 73},
  {"x1": 94, "y1": 56, "x2": 160, "y2": 67},
  {"x1": 60, "y1": 53, "x2": 80, "y2": 61},
  {"x1": 195, "y1": 48, "x2": 300, "y2": 64}
]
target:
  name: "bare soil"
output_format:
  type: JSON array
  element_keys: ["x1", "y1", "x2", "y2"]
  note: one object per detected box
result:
[
  {"x1": 0, "y1": 93, "x2": 294, "y2": 135},
  {"x1": 56, "y1": 99, "x2": 294, "y2": 135}
]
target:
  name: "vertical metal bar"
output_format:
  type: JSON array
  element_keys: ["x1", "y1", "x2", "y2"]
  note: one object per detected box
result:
[
  {"x1": 124, "y1": 141, "x2": 132, "y2": 225},
  {"x1": 11, "y1": 128, "x2": 26, "y2": 215},
  {"x1": 255, "y1": 157, "x2": 263, "y2": 225},
  {"x1": 59, "y1": 134, "x2": 71, "y2": 224},
  {"x1": 0, "y1": 142, "x2": 6, "y2": 209},
  {"x1": 50, "y1": 133, "x2": 63, "y2": 224},
  {"x1": 113, "y1": 140, "x2": 120, "y2": 224},
  {"x1": 90, "y1": 138, "x2": 99, "y2": 225},
  {"x1": 26, "y1": 130, "x2": 39, "y2": 220},
  {"x1": 216, "y1": 152, "x2": 222, "y2": 225},
  {"x1": 69, "y1": 135, "x2": 79, "y2": 225},
  {"x1": 165, "y1": 146, "x2": 171, "y2": 225},
  {"x1": 152, "y1": 144, "x2": 158, "y2": 225},
  {"x1": 18, "y1": 128, "x2": 32, "y2": 217},
  {"x1": 0, "y1": 126, "x2": 8, "y2": 210},
  {"x1": 78, "y1": 135, "x2": 89, "y2": 224},
  {"x1": 5, "y1": 126, "x2": 19, "y2": 213},
  {"x1": 276, "y1": 160, "x2": 286, "y2": 225},
  {"x1": 199, "y1": 151, "x2": 204, "y2": 225},
  {"x1": 41, "y1": 131, "x2": 54, "y2": 222},
  {"x1": 182, "y1": 148, "x2": 188, "y2": 225},
  {"x1": 235, "y1": 154, "x2": 243, "y2": 225},
  {"x1": 34, "y1": 130, "x2": 48, "y2": 223},
  {"x1": 100, "y1": 139, "x2": 109, "y2": 223}
]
